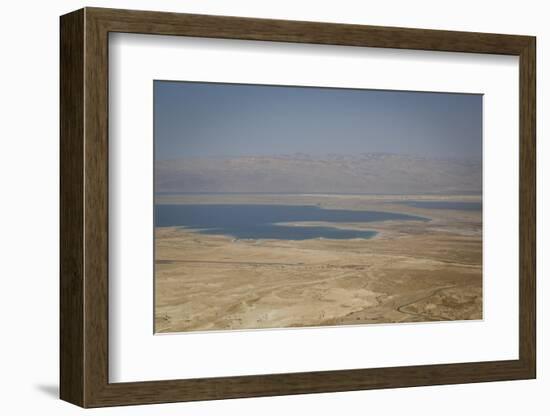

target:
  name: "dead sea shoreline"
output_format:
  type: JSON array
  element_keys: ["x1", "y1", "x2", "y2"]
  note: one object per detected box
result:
[{"x1": 154, "y1": 194, "x2": 482, "y2": 333}]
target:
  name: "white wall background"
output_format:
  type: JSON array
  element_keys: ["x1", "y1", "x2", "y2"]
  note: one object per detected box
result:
[{"x1": 0, "y1": 0, "x2": 545, "y2": 414}]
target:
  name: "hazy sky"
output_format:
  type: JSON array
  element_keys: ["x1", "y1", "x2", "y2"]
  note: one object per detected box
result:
[{"x1": 154, "y1": 81, "x2": 482, "y2": 161}]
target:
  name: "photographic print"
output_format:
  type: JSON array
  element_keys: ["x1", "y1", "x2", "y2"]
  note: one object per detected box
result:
[{"x1": 154, "y1": 81, "x2": 482, "y2": 333}]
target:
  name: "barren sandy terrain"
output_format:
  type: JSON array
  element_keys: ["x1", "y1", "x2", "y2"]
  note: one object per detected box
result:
[{"x1": 154, "y1": 194, "x2": 482, "y2": 333}]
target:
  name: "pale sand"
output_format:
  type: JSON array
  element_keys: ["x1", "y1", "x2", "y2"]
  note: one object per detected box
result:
[{"x1": 154, "y1": 194, "x2": 482, "y2": 333}]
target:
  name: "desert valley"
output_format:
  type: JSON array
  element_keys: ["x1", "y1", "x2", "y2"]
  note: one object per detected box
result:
[{"x1": 154, "y1": 154, "x2": 482, "y2": 333}]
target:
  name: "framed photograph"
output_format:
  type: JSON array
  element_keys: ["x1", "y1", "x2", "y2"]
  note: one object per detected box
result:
[{"x1": 60, "y1": 7, "x2": 536, "y2": 407}]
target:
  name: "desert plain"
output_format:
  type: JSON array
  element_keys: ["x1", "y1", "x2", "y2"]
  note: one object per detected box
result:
[{"x1": 154, "y1": 193, "x2": 482, "y2": 333}]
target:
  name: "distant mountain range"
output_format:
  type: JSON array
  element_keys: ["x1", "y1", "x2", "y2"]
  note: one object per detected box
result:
[{"x1": 155, "y1": 153, "x2": 482, "y2": 195}]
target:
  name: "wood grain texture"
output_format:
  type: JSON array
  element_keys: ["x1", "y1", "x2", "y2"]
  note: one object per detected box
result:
[
  {"x1": 519, "y1": 38, "x2": 536, "y2": 375},
  {"x1": 89, "y1": 7, "x2": 532, "y2": 54},
  {"x1": 59, "y1": 7, "x2": 537, "y2": 408},
  {"x1": 83, "y1": 10, "x2": 110, "y2": 406},
  {"x1": 59, "y1": 8, "x2": 84, "y2": 406}
]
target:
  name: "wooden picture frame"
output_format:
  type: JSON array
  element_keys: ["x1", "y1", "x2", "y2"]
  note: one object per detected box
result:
[{"x1": 60, "y1": 7, "x2": 536, "y2": 408}]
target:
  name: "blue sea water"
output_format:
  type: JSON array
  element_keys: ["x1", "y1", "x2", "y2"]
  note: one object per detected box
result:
[{"x1": 155, "y1": 204, "x2": 427, "y2": 240}]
